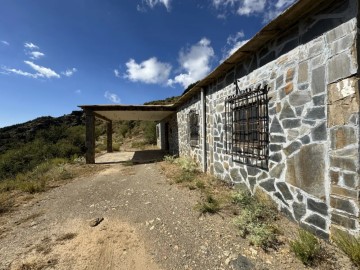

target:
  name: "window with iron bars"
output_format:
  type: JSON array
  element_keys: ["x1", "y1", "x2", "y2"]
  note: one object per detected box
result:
[
  {"x1": 188, "y1": 110, "x2": 199, "y2": 147},
  {"x1": 225, "y1": 82, "x2": 269, "y2": 169}
]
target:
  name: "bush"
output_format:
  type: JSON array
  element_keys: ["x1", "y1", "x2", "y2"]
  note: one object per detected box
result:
[
  {"x1": 196, "y1": 194, "x2": 221, "y2": 214},
  {"x1": 291, "y1": 229, "x2": 321, "y2": 266},
  {"x1": 232, "y1": 190, "x2": 279, "y2": 250},
  {"x1": 333, "y1": 230, "x2": 360, "y2": 268}
]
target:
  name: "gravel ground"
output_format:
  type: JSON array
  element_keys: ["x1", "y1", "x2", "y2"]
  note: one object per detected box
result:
[{"x1": 0, "y1": 152, "x2": 356, "y2": 270}]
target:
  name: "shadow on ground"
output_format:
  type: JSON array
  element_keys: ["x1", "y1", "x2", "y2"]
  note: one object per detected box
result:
[{"x1": 95, "y1": 150, "x2": 168, "y2": 165}]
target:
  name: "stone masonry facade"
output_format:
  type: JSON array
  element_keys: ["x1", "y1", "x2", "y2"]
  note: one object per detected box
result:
[{"x1": 159, "y1": 0, "x2": 360, "y2": 238}]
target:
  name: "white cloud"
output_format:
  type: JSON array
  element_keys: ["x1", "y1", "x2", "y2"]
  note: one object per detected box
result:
[
  {"x1": 114, "y1": 69, "x2": 121, "y2": 78},
  {"x1": 62, "y1": 68, "x2": 77, "y2": 77},
  {"x1": 1, "y1": 40, "x2": 9, "y2": 46},
  {"x1": 29, "y1": 51, "x2": 45, "y2": 60},
  {"x1": 168, "y1": 38, "x2": 214, "y2": 88},
  {"x1": 212, "y1": 0, "x2": 296, "y2": 21},
  {"x1": 24, "y1": 61, "x2": 60, "y2": 79},
  {"x1": 222, "y1": 31, "x2": 249, "y2": 61},
  {"x1": 124, "y1": 57, "x2": 172, "y2": 84},
  {"x1": 24, "y1": 42, "x2": 39, "y2": 50},
  {"x1": 104, "y1": 91, "x2": 121, "y2": 103},
  {"x1": 1, "y1": 66, "x2": 38, "y2": 78},
  {"x1": 138, "y1": 0, "x2": 171, "y2": 11},
  {"x1": 237, "y1": 0, "x2": 266, "y2": 16}
]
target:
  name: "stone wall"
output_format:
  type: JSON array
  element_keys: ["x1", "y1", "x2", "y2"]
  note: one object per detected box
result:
[
  {"x1": 176, "y1": 93, "x2": 204, "y2": 164},
  {"x1": 171, "y1": 0, "x2": 359, "y2": 237}
]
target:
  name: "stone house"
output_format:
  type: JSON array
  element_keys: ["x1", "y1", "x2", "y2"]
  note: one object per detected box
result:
[{"x1": 156, "y1": 0, "x2": 360, "y2": 238}]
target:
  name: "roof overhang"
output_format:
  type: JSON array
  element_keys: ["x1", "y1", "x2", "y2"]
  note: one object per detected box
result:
[{"x1": 78, "y1": 105, "x2": 176, "y2": 121}]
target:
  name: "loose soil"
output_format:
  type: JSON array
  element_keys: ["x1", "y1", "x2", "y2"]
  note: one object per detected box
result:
[{"x1": 0, "y1": 152, "x2": 356, "y2": 270}]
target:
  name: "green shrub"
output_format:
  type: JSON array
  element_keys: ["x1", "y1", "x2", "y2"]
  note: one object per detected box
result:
[
  {"x1": 175, "y1": 171, "x2": 196, "y2": 183},
  {"x1": 18, "y1": 179, "x2": 46, "y2": 194},
  {"x1": 196, "y1": 194, "x2": 221, "y2": 214},
  {"x1": 290, "y1": 229, "x2": 321, "y2": 266},
  {"x1": 333, "y1": 230, "x2": 360, "y2": 268},
  {"x1": 231, "y1": 190, "x2": 254, "y2": 206},
  {"x1": 174, "y1": 157, "x2": 198, "y2": 172},
  {"x1": 164, "y1": 155, "x2": 176, "y2": 163},
  {"x1": 233, "y1": 190, "x2": 279, "y2": 250},
  {"x1": 195, "y1": 180, "x2": 206, "y2": 190}
]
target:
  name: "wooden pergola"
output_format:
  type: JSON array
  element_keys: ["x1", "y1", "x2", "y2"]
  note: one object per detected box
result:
[{"x1": 78, "y1": 105, "x2": 176, "y2": 164}]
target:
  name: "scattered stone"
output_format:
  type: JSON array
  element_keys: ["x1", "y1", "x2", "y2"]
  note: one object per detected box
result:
[{"x1": 89, "y1": 217, "x2": 104, "y2": 227}]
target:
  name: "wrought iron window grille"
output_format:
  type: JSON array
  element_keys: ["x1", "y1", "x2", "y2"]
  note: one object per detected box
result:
[
  {"x1": 225, "y1": 81, "x2": 269, "y2": 169},
  {"x1": 188, "y1": 110, "x2": 199, "y2": 147}
]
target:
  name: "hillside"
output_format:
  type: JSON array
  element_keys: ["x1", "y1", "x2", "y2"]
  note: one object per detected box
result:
[{"x1": 0, "y1": 111, "x2": 85, "y2": 154}]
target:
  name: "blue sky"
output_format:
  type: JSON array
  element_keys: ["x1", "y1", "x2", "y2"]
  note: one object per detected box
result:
[{"x1": 0, "y1": 0, "x2": 295, "y2": 127}]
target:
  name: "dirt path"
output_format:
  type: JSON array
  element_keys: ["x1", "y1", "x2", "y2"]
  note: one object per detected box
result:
[{"x1": 0, "y1": 152, "x2": 354, "y2": 270}]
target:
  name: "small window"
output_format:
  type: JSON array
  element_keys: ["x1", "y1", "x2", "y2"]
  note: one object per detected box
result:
[
  {"x1": 225, "y1": 82, "x2": 269, "y2": 169},
  {"x1": 188, "y1": 110, "x2": 199, "y2": 147}
]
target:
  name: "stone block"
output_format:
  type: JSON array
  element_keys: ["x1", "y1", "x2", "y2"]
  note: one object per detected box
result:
[
  {"x1": 214, "y1": 162, "x2": 224, "y2": 174},
  {"x1": 282, "y1": 119, "x2": 301, "y2": 129},
  {"x1": 286, "y1": 68, "x2": 295, "y2": 83},
  {"x1": 259, "y1": 178, "x2": 276, "y2": 192},
  {"x1": 330, "y1": 196, "x2": 357, "y2": 215},
  {"x1": 309, "y1": 41, "x2": 323, "y2": 58},
  {"x1": 331, "y1": 185, "x2": 358, "y2": 200},
  {"x1": 270, "y1": 153, "x2": 282, "y2": 163},
  {"x1": 307, "y1": 198, "x2": 328, "y2": 216},
  {"x1": 230, "y1": 168, "x2": 242, "y2": 182},
  {"x1": 279, "y1": 101, "x2": 296, "y2": 120},
  {"x1": 270, "y1": 116, "x2": 284, "y2": 134},
  {"x1": 285, "y1": 83, "x2": 293, "y2": 95},
  {"x1": 281, "y1": 206, "x2": 295, "y2": 221},
  {"x1": 274, "y1": 192, "x2": 288, "y2": 206},
  {"x1": 331, "y1": 210, "x2": 357, "y2": 229},
  {"x1": 293, "y1": 201, "x2": 306, "y2": 221},
  {"x1": 326, "y1": 20, "x2": 356, "y2": 43},
  {"x1": 269, "y1": 163, "x2": 285, "y2": 179},
  {"x1": 305, "y1": 107, "x2": 325, "y2": 120},
  {"x1": 300, "y1": 222, "x2": 329, "y2": 240},
  {"x1": 330, "y1": 156, "x2": 357, "y2": 172},
  {"x1": 330, "y1": 34, "x2": 355, "y2": 55},
  {"x1": 327, "y1": 52, "x2": 352, "y2": 83},
  {"x1": 276, "y1": 182, "x2": 293, "y2": 200},
  {"x1": 311, "y1": 122, "x2": 327, "y2": 141},
  {"x1": 343, "y1": 172, "x2": 357, "y2": 189},
  {"x1": 299, "y1": 135, "x2": 310, "y2": 144},
  {"x1": 289, "y1": 91, "x2": 311, "y2": 107},
  {"x1": 305, "y1": 214, "x2": 327, "y2": 230},
  {"x1": 286, "y1": 144, "x2": 326, "y2": 199},
  {"x1": 328, "y1": 78, "x2": 359, "y2": 127},
  {"x1": 269, "y1": 144, "x2": 282, "y2": 152},
  {"x1": 298, "y1": 61, "x2": 308, "y2": 84},
  {"x1": 295, "y1": 106, "x2": 304, "y2": 116},
  {"x1": 330, "y1": 126, "x2": 356, "y2": 150},
  {"x1": 298, "y1": 83, "x2": 309, "y2": 90},
  {"x1": 311, "y1": 66, "x2": 325, "y2": 96},
  {"x1": 284, "y1": 141, "x2": 301, "y2": 156},
  {"x1": 276, "y1": 75, "x2": 284, "y2": 89},
  {"x1": 270, "y1": 135, "x2": 286, "y2": 143},
  {"x1": 313, "y1": 94, "x2": 325, "y2": 106}
]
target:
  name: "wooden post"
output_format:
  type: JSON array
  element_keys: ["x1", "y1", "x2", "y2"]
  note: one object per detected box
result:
[
  {"x1": 107, "y1": 121, "x2": 113, "y2": 153},
  {"x1": 85, "y1": 110, "x2": 95, "y2": 164}
]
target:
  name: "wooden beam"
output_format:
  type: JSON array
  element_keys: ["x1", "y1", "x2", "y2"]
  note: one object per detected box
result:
[
  {"x1": 107, "y1": 121, "x2": 113, "y2": 153},
  {"x1": 85, "y1": 110, "x2": 95, "y2": 164},
  {"x1": 94, "y1": 112, "x2": 111, "y2": 122}
]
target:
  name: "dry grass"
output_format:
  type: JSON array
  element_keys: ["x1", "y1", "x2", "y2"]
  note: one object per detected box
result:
[{"x1": 333, "y1": 230, "x2": 360, "y2": 268}]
